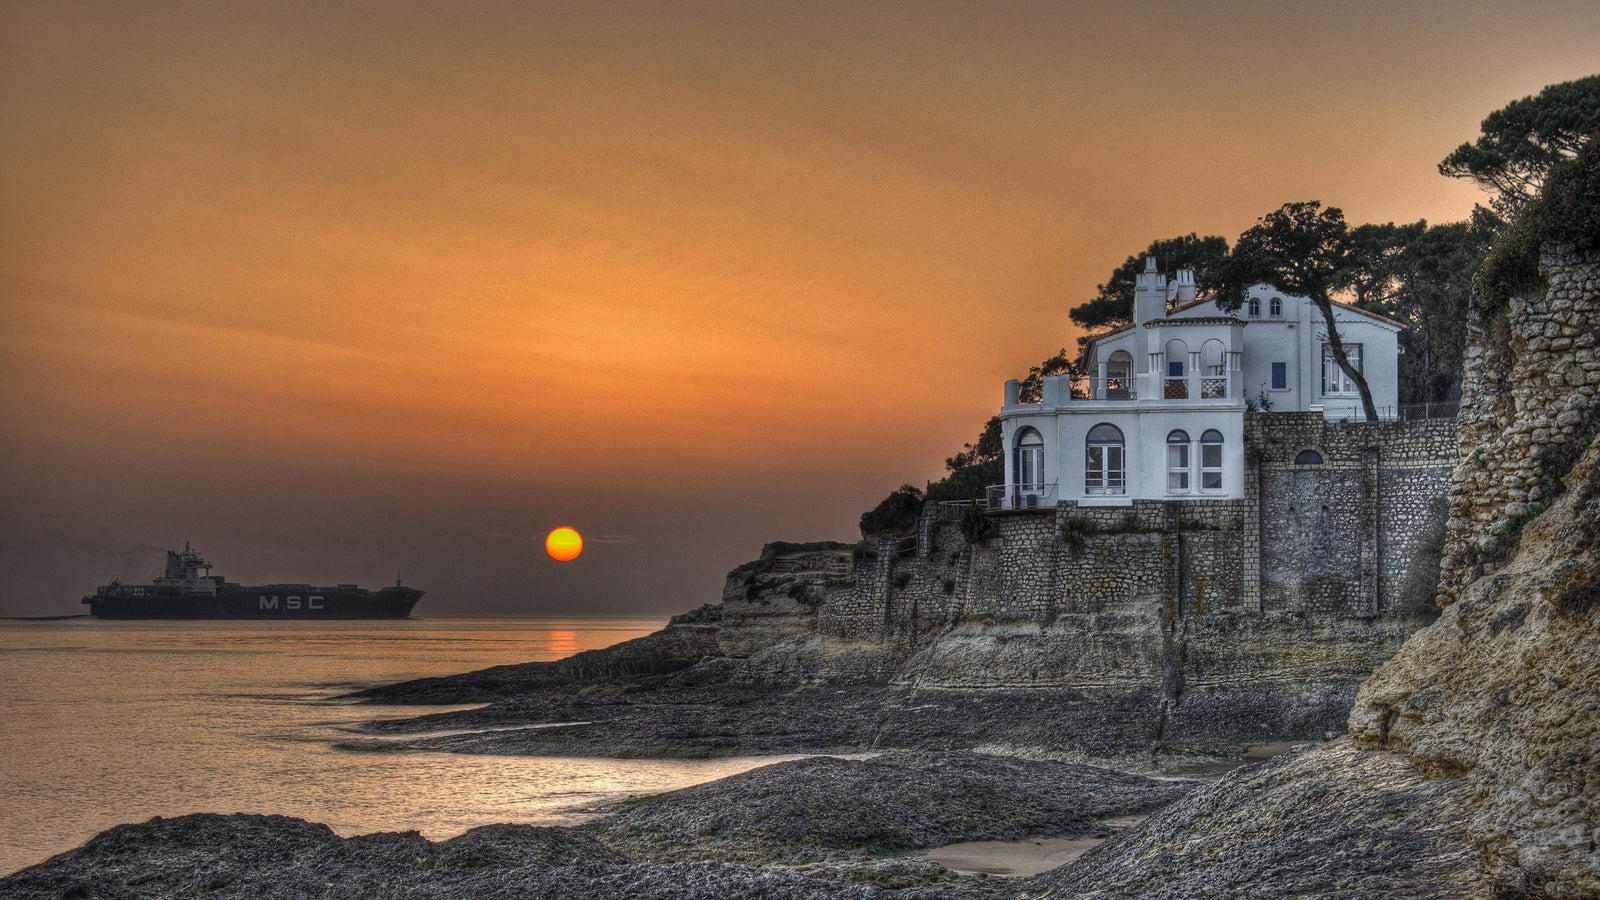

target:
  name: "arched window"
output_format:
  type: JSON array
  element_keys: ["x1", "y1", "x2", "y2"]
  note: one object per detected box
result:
[
  {"x1": 1200, "y1": 429, "x2": 1224, "y2": 490},
  {"x1": 1201, "y1": 339, "x2": 1226, "y2": 375},
  {"x1": 1106, "y1": 350, "x2": 1134, "y2": 399},
  {"x1": 1294, "y1": 449, "x2": 1324, "y2": 466},
  {"x1": 1167, "y1": 430, "x2": 1191, "y2": 492},
  {"x1": 1016, "y1": 428, "x2": 1045, "y2": 490},
  {"x1": 1085, "y1": 423, "x2": 1125, "y2": 495},
  {"x1": 1270, "y1": 297, "x2": 1283, "y2": 318},
  {"x1": 1164, "y1": 340, "x2": 1188, "y2": 399},
  {"x1": 1248, "y1": 298, "x2": 1261, "y2": 317}
]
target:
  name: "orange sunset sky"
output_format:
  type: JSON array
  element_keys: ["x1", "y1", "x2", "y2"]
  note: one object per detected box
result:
[{"x1": 3, "y1": 1, "x2": 1598, "y2": 615}]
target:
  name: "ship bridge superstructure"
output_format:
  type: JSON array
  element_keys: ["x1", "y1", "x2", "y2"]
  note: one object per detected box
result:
[{"x1": 153, "y1": 542, "x2": 219, "y2": 596}]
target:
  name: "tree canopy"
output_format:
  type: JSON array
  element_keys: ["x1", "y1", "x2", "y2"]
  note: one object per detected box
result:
[
  {"x1": 1214, "y1": 201, "x2": 1381, "y2": 421},
  {"x1": 859, "y1": 483, "x2": 925, "y2": 535},
  {"x1": 1440, "y1": 74, "x2": 1600, "y2": 218},
  {"x1": 1016, "y1": 348, "x2": 1079, "y2": 403},
  {"x1": 1068, "y1": 234, "x2": 1230, "y2": 334},
  {"x1": 925, "y1": 415, "x2": 1004, "y2": 503},
  {"x1": 1344, "y1": 219, "x2": 1491, "y2": 402},
  {"x1": 1477, "y1": 136, "x2": 1600, "y2": 312}
]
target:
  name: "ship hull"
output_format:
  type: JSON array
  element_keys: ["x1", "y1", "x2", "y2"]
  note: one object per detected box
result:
[{"x1": 84, "y1": 585, "x2": 423, "y2": 619}]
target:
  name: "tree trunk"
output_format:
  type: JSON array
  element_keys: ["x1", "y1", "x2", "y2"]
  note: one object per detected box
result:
[{"x1": 1311, "y1": 294, "x2": 1381, "y2": 421}]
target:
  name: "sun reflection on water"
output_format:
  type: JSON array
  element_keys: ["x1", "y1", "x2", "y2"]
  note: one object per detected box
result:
[{"x1": 0, "y1": 617, "x2": 803, "y2": 877}]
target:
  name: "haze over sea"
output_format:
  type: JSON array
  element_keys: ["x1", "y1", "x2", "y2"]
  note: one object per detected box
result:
[{"x1": 0, "y1": 616, "x2": 795, "y2": 877}]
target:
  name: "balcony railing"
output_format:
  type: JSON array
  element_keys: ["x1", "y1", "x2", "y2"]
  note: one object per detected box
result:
[
  {"x1": 1201, "y1": 377, "x2": 1228, "y2": 399},
  {"x1": 1164, "y1": 378, "x2": 1189, "y2": 399},
  {"x1": 1088, "y1": 376, "x2": 1136, "y2": 400},
  {"x1": 1397, "y1": 401, "x2": 1460, "y2": 421},
  {"x1": 985, "y1": 483, "x2": 1059, "y2": 511}
]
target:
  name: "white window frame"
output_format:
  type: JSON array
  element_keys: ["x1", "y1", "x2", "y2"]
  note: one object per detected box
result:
[
  {"x1": 1322, "y1": 343, "x2": 1363, "y2": 395},
  {"x1": 1016, "y1": 429, "x2": 1045, "y2": 491},
  {"x1": 1200, "y1": 429, "x2": 1224, "y2": 491},
  {"x1": 1085, "y1": 424, "x2": 1125, "y2": 496},
  {"x1": 1166, "y1": 430, "x2": 1191, "y2": 493},
  {"x1": 1269, "y1": 297, "x2": 1283, "y2": 318}
]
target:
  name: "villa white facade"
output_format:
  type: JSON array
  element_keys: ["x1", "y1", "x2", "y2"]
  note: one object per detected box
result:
[{"x1": 997, "y1": 258, "x2": 1402, "y2": 508}]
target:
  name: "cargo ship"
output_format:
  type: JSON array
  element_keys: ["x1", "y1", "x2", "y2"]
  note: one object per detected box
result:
[{"x1": 82, "y1": 543, "x2": 423, "y2": 619}]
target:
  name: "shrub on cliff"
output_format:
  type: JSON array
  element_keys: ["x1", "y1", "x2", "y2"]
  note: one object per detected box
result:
[
  {"x1": 957, "y1": 505, "x2": 997, "y2": 544},
  {"x1": 859, "y1": 484, "x2": 923, "y2": 536}
]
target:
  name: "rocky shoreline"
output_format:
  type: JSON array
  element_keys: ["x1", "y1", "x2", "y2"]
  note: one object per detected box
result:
[
  {"x1": 2, "y1": 742, "x2": 1499, "y2": 900},
  {"x1": 0, "y1": 751, "x2": 1192, "y2": 899},
  {"x1": 337, "y1": 608, "x2": 1290, "y2": 769}
]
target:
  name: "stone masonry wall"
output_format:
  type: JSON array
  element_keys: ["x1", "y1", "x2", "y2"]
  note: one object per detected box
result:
[
  {"x1": 1439, "y1": 244, "x2": 1600, "y2": 605},
  {"x1": 1249, "y1": 413, "x2": 1457, "y2": 617}
]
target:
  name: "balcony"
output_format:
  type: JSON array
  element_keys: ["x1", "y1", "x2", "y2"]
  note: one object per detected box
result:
[
  {"x1": 1005, "y1": 369, "x2": 1243, "y2": 411},
  {"x1": 1160, "y1": 371, "x2": 1238, "y2": 402}
]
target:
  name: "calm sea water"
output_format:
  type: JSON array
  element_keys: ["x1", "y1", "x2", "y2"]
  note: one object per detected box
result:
[{"x1": 0, "y1": 616, "x2": 797, "y2": 876}]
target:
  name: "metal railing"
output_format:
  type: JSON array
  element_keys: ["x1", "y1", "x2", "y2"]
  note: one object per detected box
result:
[
  {"x1": 985, "y1": 483, "x2": 1059, "y2": 511},
  {"x1": 1201, "y1": 377, "x2": 1228, "y2": 399},
  {"x1": 935, "y1": 500, "x2": 977, "y2": 522},
  {"x1": 1164, "y1": 378, "x2": 1188, "y2": 399},
  {"x1": 1397, "y1": 401, "x2": 1460, "y2": 421}
]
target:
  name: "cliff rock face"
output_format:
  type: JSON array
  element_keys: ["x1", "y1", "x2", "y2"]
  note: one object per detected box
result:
[
  {"x1": 1350, "y1": 246, "x2": 1600, "y2": 898},
  {"x1": 1032, "y1": 740, "x2": 1492, "y2": 900},
  {"x1": 1438, "y1": 246, "x2": 1600, "y2": 605}
]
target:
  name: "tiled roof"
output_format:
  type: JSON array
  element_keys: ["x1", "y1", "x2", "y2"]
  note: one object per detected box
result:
[{"x1": 1140, "y1": 315, "x2": 1241, "y2": 327}]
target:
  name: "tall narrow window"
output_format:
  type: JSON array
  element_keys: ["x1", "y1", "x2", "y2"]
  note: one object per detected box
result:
[
  {"x1": 1105, "y1": 351, "x2": 1133, "y2": 399},
  {"x1": 1165, "y1": 340, "x2": 1188, "y2": 399},
  {"x1": 1322, "y1": 343, "x2": 1363, "y2": 394},
  {"x1": 1248, "y1": 298, "x2": 1261, "y2": 317},
  {"x1": 1016, "y1": 429, "x2": 1044, "y2": 490},
  {"x1": 1166, "y1": 430, "x2": 1190, "y2": 492},
  {"x1": 1269, "y1": 297, "x2": 1283, "y2": 317},
  {"x1": 1085, "y1": 423, "x2": 1125, "y2": 495},
  {"x1": 1200, "y1": 429, "x2": 1224, "y2": 490},
  {"x1": 1271, "y1": 362, "x2": 1288, "y2": 390}
]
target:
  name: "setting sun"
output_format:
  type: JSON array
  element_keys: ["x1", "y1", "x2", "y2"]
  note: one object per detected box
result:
[{"x1": 545, "y1": 527, "x2": 583, "y2": 562}]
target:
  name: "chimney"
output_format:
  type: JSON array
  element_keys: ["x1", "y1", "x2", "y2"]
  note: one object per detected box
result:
[
  {"x1": 1173, "y1": 267, "x2": 1197, "y2": 307},
  {"x1": 1133, "y1": 256, "x2": 1167, "y2": 326}
]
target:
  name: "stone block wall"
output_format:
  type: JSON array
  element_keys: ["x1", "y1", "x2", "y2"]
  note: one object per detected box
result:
[{"x1": 1249, "y1": 412, "x2": 1457, "y2": 617}]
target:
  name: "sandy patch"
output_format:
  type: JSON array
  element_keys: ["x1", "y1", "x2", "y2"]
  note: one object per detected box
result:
[
  {"x1": 923, "y1": 836, "x2": 1105, "y2": 877},
  {"x1": 1244, "y1": 741, "x2": 1301, "y2": 761}
]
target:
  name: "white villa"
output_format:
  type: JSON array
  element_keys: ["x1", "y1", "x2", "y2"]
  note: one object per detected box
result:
[{"x1": 996, "y1": 258, "x2": 1402, "y2": 508}]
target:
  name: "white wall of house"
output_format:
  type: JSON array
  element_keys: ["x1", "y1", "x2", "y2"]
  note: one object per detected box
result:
[{"x1": 1000, "y1": 392, "x2": 1246, "y2": 503}]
